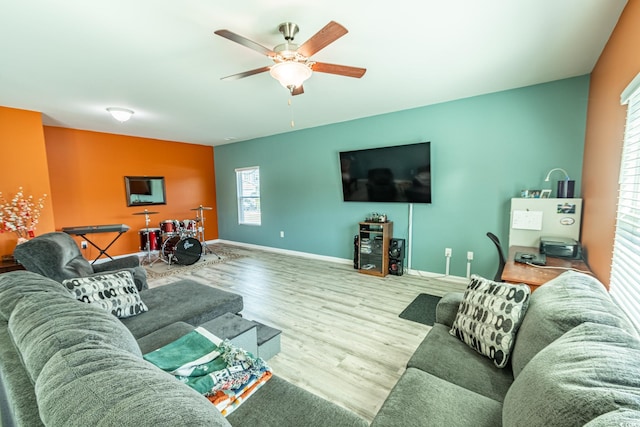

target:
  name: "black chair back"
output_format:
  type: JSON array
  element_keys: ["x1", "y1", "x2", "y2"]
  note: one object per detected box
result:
[{"x1": 486, "y1": 232, "x2": 506, "y2": 282}]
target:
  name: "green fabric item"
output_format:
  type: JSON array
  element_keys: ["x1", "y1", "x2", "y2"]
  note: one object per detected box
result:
[
  {"x1": 9, "y1": 292, "x2": 141, "y2": 383},
  {"x1": 511, "y1": 271, "x2": 636, "y2": 378},
  {"x1": 407, "y1": 323, "x2": 513, "y2": 402},
  {"x1": 228, "y1": 375, "x2": 369, "y2": 427},
  {"x1": 371, "y1": 367, "x2": 503, "y2": 427},
  {"x1": 503, "y1": 322, "x2": 640, "y2": 426},
  {"x1": 136, "y1": 321, "x2": 195, "y2": 354},
  {"x1": 36, "y1": 343, "x2": 230, "y2": 427},
  {"x1": 144, "y1": 327, "x2": 269, "y2": 396}
]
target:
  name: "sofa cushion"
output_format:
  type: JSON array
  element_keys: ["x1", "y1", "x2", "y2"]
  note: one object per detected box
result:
[
  {"x1": 8, "y1": 291, "x2": 141, "y2": 383},
  {"x1": 584, "y1": 409, "x2": 640, "y2": 426},
  {"x1": 0, "y1": 321, "x2": 42, "y2": 427},
  {"x1": 450, "y1": 275, "x2": 530, "y2": 368},
  {"x1": 228, "y1": 374, "x2": 368, "y2": 427},
  {"x1": 62, "y1": 270, "x2": 148, "y2": 318},
  {"x1": 435, "y1": 292, "x2": 464, "y2": 327},
  {"x1": 121, "y1": 280, "x2": 243, "y2": 338},
  {"x1": 503, "y1": 322, "x2": 640, "y2": 427},
  {"x1": 510, "y1": 271, "x2": 636, "y2": 378},
  {"x1": 36, "y1": 342, "x2": 231, "y2": 427},
  {"x1": 371, "y1": 367, "x2": 503, "y2": 427},
  {"x1": 408, "y1": 323, "x2": 513, "y2": 402},
  {"x1": 0, "y1": 271, "x2": 72, "y2": 321}
]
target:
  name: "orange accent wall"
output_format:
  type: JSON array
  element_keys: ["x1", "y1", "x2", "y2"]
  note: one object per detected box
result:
[
  {"x1": 43, "y1": 126, "x2": 217, "y2": 260},
  {"x1": 582, "y1": 0, "x2": 640, "y2": 285},
  {"x1": 0, "y1": 107, "x2": 55, "y2": 256}
]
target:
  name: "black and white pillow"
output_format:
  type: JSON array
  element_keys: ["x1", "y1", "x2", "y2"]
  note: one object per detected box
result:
[
  {"x1": 63, "y1": 270, "x2": 148, "y2": 318},
  {"x1": 450, "y1": 275, "x2": 530, "y2": 368}
]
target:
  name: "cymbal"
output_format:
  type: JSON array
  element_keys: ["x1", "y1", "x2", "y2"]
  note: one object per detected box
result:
[
  {"x1": 132, "y1": 210, "x2": 159, "y2": 215},
  {"x1": 190, "y1": 206, "x2": 213, "y2": 211}
]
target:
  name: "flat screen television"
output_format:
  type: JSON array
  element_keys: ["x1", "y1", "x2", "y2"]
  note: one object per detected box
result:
[{"x1": 339, "y1": 141, "x2": 431, "y2": 203}]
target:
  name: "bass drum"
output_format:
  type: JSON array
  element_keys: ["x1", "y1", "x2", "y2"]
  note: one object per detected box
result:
[{"x1": 162, "y1": 236, "x2": 202, "y2": 265}]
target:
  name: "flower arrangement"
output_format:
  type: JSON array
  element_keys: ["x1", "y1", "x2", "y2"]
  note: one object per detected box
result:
[{"x1": 0, "y1": 187, "x2": 47, "y2": 242}]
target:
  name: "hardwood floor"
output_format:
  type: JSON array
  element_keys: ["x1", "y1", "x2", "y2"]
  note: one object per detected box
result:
[{"x1": 147, "y1": 243, "x2": 468, "y2": 422}]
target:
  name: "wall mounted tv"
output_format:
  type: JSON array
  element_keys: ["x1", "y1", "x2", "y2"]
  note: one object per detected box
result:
[{"x1": 339, "y1": 141, "x2": 431, "y2": 203}]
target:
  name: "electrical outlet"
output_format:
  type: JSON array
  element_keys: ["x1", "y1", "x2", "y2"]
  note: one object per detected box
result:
[
  {"x1": 467, "y1": 251, "x2": 474, "y2": 261},
  {"x1": 81, "y1": 241, "x2": 88, "y2": 250},
  {"x1": 445, "y1": 247, "x2": 452, "y2": 257},
  {"x1": 280, "y1": 231, "x2": 285, "y2": 238}
]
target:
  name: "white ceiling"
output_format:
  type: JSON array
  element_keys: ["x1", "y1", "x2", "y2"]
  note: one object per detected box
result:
[{"x1": 0, "y1": 0, "x2": 627, "y2": 147}]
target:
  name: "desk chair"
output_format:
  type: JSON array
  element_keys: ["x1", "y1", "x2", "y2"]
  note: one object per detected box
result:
[{"x1": 486, "y1": 232, "x2": 506, "y2": 282}]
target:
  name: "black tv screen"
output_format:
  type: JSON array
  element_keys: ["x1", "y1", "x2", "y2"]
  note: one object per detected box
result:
[{"x1": 339, "y1": 141, "x2": 431, "y2": 203}]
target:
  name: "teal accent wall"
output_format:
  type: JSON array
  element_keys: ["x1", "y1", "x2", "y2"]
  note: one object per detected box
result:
[{"x1": 214, "y1": 75, "x2": 589, "y2": 278}]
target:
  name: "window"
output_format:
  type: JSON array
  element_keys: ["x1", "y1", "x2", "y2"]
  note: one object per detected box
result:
[
  {"x1": 236, "y1": 167, "x2": 261, "y2": 225},
  {"x1": 610, "y1": 72, "x2": 640, "y2": 332}
]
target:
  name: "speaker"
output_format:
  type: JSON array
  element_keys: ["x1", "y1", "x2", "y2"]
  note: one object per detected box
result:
[
  {"x1": 389, "y1": 238, "x2": 405, "y2": 276},
  {"x1": 389, "y1": 258, "x2": 404, "y2": 276},
  {"x1": 389, "y1": 238, "x2": 405, "y2": 259},
  {"x1": 353, "y1": 235, "x2": 359, "y2": 269}
]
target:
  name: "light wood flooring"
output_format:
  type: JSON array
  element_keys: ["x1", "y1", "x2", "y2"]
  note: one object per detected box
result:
[{"x1": 147, "y1": 243, "x2": 467, "y2": 422}]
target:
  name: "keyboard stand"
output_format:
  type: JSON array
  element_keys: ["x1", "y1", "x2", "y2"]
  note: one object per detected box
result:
[{"x1": 62, "y1": 224, "x2": 130, "y2": 264}]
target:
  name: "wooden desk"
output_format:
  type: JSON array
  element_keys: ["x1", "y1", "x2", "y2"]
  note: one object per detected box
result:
[{"x1": 502, "y1": 246, "x2": 592, "y2": 291}]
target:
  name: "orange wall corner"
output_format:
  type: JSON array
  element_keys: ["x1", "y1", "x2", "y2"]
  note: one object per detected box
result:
[{"x1": 0, "y1": 107, "x2": 55, "y2": 256}]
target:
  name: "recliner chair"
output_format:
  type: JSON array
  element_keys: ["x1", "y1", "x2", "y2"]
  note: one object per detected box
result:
[{"x1": 13, "y1": 231, "x2": 147, "y2": 290}]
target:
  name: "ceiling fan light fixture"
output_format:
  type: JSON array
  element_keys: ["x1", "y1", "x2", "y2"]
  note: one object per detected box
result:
[
  {"x1": 106, "y1": 107, "x2": 134, "y2": 122},
  {"x1": 269, "y1": 61, "x2": 312, "y2": 89}
]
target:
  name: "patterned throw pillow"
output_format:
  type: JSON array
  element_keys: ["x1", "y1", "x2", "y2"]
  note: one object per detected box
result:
[
  {"x1": 62, "y1": 270, "x2": 148, "y2": 318},
  {"x1": 450, "y1": 275, "x2": 531, "y2": 368}
]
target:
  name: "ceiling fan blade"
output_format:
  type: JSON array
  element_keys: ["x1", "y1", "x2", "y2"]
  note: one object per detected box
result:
[
  {"x1": 291, "y1": 85, "x2": 304, "y2": 96},
  {"x1": 297, "y1": 21, "x2": 348, "y2": 58},
  {"x1": 312, "y1": 62, "x2": 366, "y2": 78},
  {"x1": 214, "y1": 29, "x2": 276, "y2": 58},
  {"x1": 220, "y1": 66, "x2": 271, "y2": 81}
]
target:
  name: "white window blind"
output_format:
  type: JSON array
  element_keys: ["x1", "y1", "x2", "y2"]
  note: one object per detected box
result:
[
  {"x1": 610, "y1": 73, "x2": 640, "y2": 333},
  {"x1": 235, "y1": 167, "x2": 261, "y2": 226}
]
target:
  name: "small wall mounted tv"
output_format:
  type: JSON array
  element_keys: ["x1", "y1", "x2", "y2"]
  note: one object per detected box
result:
[{"x1": 339, "y1": 141, "x2": 431, "y2": 203}]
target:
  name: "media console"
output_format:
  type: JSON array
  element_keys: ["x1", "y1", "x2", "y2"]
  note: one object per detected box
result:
[{"x1": 357, "y1": 221, "x2": 393, "y2": 277}]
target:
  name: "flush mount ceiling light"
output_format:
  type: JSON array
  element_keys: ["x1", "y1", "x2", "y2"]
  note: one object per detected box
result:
[{"x1": 106, "y1": 107, "x2": 134, "y2": 122}]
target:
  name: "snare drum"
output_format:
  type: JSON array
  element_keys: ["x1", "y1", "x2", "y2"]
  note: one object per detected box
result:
[
  {"x1": 162, "y1": 236, "x2": 202, "y2": 265},
  {"x1": 139, "y1": 228, "x2": 162, "y2": 251},
  {"x1": 160, "y1": 219, "x2": 182, "y2": 235}
]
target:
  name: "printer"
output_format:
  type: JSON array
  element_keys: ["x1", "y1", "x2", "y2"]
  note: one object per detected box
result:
[{"x1": 539, "y1": 236, "x2": 581, "y2": 259}]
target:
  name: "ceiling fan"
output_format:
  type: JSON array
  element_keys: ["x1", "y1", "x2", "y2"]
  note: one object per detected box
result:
[{"x1": 214, "y1": 21, "x2": 366, "y2": 96}]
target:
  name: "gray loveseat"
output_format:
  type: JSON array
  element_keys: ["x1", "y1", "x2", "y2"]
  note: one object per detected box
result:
[
  {"x1": 372, "y1": 271, "x2": 640, "y2": 426},
  {"x1": 0, "y1": 271, "x2": 367, "y2": 427}
]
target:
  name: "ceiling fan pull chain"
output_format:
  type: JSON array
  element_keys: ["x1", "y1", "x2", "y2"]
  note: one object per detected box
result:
[{"x1": 288, "y1": 97, "x2": 295, "y2": 128}]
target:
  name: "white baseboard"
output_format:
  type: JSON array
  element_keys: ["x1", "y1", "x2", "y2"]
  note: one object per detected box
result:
[
  {"x1": 218, "y1": 239, "x2": 469, "y2": 284},
  {"x1": 112, "y1": 238, "x2": 467, "y2": 284},
  {"x1": 217, "y1": 239, "x2": 352, "y2": 265}
]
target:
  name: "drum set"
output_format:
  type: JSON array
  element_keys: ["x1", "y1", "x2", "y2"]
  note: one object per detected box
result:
[{"x1": 134, "y1": 206, "x2": 217, "y2": 266}]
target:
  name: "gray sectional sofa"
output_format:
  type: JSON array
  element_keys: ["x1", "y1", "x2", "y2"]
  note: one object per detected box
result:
[
  {"x1": 0, "y1": 271, "x2": 367, "y2": 427},
  {"x1": 3, "y1": 265, "x2": 640, "y2": 426},
  {"x1": 372, "y1": 271, "x2": 640, "y2": 426}
]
